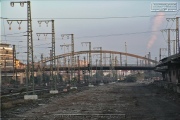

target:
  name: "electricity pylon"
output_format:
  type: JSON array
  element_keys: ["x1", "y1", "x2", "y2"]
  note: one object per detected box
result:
[
  {"x1": 81, "y1": 42, "x2": 92, "y2": 84},
  {"x1": 166, "y1": 17, "x2": 180, "y2": 54},
  {"x1": 61, "y1": 34, "x2": 75, "y2": 83},
  {"x1": 60, "y1": 44, "x2": 72, "y2": 82},
  {"x1": 161, "y1": 29, "x2": 176, "y2": 56},
  {"x1": 7, "y1": 1, "x2": 35, "y2": 95},
  {"x1": 93, "y1": 47, "x2": 103, "y2": 82},
  {"x1": 36, "y1": 20, "x2": 57, "y2": 91}
]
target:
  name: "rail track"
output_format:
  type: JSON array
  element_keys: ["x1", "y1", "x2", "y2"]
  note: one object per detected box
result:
[{"x1": 1, "y1": 82, "x2": 101, "y2": 103}]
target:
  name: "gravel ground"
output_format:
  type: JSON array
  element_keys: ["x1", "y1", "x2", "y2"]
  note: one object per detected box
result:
[{"x1": 1, "y1": 82, "x2": 180, "y2": 120}]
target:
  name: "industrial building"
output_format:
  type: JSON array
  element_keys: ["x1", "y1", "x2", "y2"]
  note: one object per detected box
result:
[{"x1": 155, "y1": 53, "x2": 180, "y2": 93}]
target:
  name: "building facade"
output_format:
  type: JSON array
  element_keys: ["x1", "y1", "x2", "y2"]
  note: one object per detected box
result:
[
  {"x1": 0, "y1": 43, "x2": 25, "y2": 84},
  {"x1": 155, "y1": 53, "x2": 180, "y2": 93},
  {"x1": 0, "y1": 43, "x2": 14, "y2": 70}
]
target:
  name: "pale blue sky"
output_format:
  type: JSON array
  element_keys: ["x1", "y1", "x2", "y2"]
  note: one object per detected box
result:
[{"x1": 1, "y1": 0, "x2": 180, "y2": 63}]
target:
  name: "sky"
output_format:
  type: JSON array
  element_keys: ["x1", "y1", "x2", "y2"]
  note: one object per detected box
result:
[{"x1": 1, "y1": 0, "x2": 180, "y2": 64}]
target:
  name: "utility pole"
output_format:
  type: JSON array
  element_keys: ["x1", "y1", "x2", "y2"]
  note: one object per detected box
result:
[
  {"x1": 63, "y1": 57, "x2": 66, "y2": 82},
  {"x1": 96, "y1": 59, "x2": 98, "y2": 82},
  {"x1": 13, "y1": 45, "x2": 17, "y2": 84},
  {"x1": 119, "y1": 54, "x2": 122, "y2": 66},
  {"x1": 109, "y1": 53, "x2": 113, "y2": 81},
  {"x1": 159, "y1": 48, "x2": 167, "y2": 60},
  {"x1": 0, "y1": 59, "x2": 1, "y2": 85},
  {"x1": 161, "y1": 29, "x2": 176, "y2": 56},
  {"x1": 159, "y1": 49, "x2": 161, "y2": 60},
  {"x1": 112, "y1": 54, "x2": 115, "y2": 81},
  {"x1": 37, "y1": 20, "x2": 57, "y2": 92},
  {"x1": 103, "y1": 55, "x2": 111, "y2": 81},
  {"x1": 77, "y1": 56, "x2": 80, "y2": 84},
  {"x1": 40, "y1": 53, "x2": 44, "y2": 85},
  {"x1": 171, "y1": 40, "x2": 176, "y2": 55},
  {"x1": 104, "y1": 53, "x2": 106, "y2": 66},
  {"x1": 139, "y1": 60, "x2": 141, "y2": 66},
  {"x1": 81, "y1": 42, "x2": 92, "y2": 85},
  {"x1": 67, "y1": 59, "x2": 70, "y2": 84},
  {"x1": 61, "y1": 34, "x2": 74, "y2": 83},
  {"x1": 7, "y1": 1, "x2": 36, "y2": 98},
  {"x1": 168, "y1": 29, "x2": 171, "y2": 56},
  {"x1": 125, "y1": 42, "x2": 127, "y2": 66},
  {"x1": 60, "y1": 44, "x2": 72, "y2": 82},
  {"x1": 83, "y1": 56, "x2": 86, "y2": 83},
  {"x1": 4, "y1": 55, "x2": 7, "y2": 84},
  {"x1": 60, "y1": 43, "x2": 68, "y2": 82},
  {"x1": 145, "y1": 55, "x2": 147, "y2": 66},
  {"x1": 148, "y1": 52, "x2": 151, "y2": 66},
  {"x1": 115, "y1": 56, "x2": 118, "y2": 81},
  {"x1": 137, "y1": 58, "x2": 138, "y2": 66},
  {"x1": 93, "y1": 47, "x2": 102, "y2": 82},
  {"x1": 50, "y1": 50, "x2": 53, "y2": 90},
  {"x1": 57, "y1": 58, "x2": 60, "y2": 83},
  {"x1": 166, "y1": 17, "x2": 179, "y2": 53},
  {"x1": 74, "y1": 56, "x2": 76, "y2": 82}
]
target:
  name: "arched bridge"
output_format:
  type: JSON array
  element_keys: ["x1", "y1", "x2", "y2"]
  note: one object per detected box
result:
[
  {"x1": 34, "y1": 50, "x2": 157, "y2": 71},
  {"x1": 2, "y1": 50, "x2": 157, "y2": 73},
  {"x1": 40, "y1": 50, "x2": 157, "y2": 64}
]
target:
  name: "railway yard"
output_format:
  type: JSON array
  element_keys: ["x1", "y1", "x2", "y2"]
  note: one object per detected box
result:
[{"x1": 1, "y1": 81, "x2": 180, "y2": 120}]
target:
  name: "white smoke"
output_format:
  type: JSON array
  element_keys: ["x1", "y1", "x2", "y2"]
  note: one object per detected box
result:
[{"x1": 147, "y1": 12, "x2": 165, "y2": 49}]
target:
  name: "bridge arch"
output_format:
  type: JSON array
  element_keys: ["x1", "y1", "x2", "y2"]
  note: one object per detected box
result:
[{"x1": 40, "y1": 50, "x2": 157, "y2": 64}]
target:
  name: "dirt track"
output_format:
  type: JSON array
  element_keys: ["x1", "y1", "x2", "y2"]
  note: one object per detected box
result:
[{"x1": 3, "y1": 82, "x2": 180, "y2": 120}]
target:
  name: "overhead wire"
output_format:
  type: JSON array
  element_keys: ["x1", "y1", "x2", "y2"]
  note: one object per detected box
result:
[
  {"x1": 160, "y1": 9, "x2": 180, "y2": 56},
  {"x1": 75, "y1": 30, "x2": 160, "y2": 39},
  {"x1": 1, "y1": 31, "x2": 27, "y2": 36},
  {"x1": 2, "y1": 30, "x2": 161, "y2": 39},
  {"x1": 2, "y1": 13, "x2": 179, "y2": 60},
  {"x1": 0, "y1": 14, "x2": 177, "y2": 20}
]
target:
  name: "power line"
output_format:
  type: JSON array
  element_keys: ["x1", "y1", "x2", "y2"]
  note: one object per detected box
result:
[
  {"x1": 34, "y1": 43, "x2": 52, "y2": 47},
  {"x1": 75, "y1": 30, "x2": 160, "y2": 39},
  {"x1": 2, "y1": 30, "x2": 160, "y2": 40},
  {"x1": 2, "y1": 30, "x2": 162, "y2": 43},
  {"x1": 1, "y1": 35, "x2": 25, "y2": 37},
  {"x1": 1, "y1": 31, "x2": 27, "y2": 36},
  {"x1": 1, "y1": 14, "x2": 178, "y2": 20}
]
